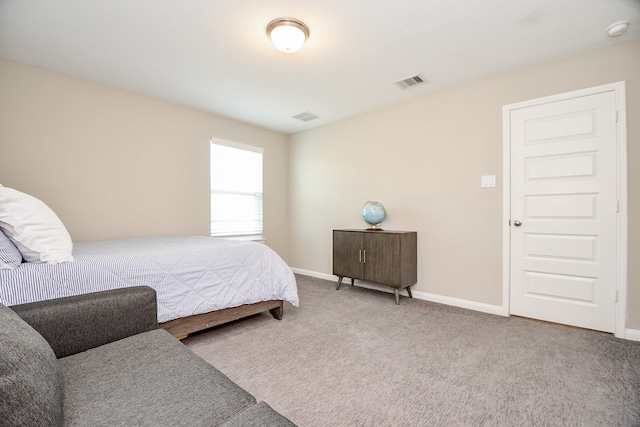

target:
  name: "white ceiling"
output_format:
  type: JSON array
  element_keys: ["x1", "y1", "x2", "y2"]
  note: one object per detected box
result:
[{"x1": 1, "y1": 0, "x2": 638, "y2": 134}]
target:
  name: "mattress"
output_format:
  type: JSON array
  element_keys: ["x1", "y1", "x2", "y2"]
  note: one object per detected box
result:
[{"x1": 0, "y1": 236, "x2": 298, "y2": 323}]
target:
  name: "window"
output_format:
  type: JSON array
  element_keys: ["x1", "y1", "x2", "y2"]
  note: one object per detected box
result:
[{"x1": 210, "y1": 139, "x2": 263, "y2": 237}]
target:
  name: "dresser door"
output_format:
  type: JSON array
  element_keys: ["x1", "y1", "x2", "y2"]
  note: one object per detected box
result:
[
  {"x1": 363, "y1": 233, "x2": 401, "y2": 286},
  {"x1": 333, "y1": 230, "x2": 364, "y2": 279}
]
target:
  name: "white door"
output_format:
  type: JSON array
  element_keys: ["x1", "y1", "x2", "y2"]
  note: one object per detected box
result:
[{"x1": 508, "y1": 89, "x2": 619, "y2": 332}]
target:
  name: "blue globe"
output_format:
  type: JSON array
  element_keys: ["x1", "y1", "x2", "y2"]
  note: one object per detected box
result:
[{"x1": 362, "y1": 201, "x2": 386, "y2": 228}]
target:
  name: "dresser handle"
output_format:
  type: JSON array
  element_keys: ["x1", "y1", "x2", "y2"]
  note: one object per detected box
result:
[
  {"x1": 359, "y1": 249, "x2": 362, "y2": 263},
  {"x1": 363, "y1": 249, "x2": 366, "y2": 264}
]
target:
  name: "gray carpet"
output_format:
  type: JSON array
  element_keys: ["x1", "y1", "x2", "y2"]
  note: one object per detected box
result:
[{"x1": 184, "y1": 275, "x2": 640, "y2": 426}]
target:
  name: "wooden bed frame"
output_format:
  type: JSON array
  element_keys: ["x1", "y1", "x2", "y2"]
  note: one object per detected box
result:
[{"x1": 159, "y1": 299, "x2": 284, "y2": 340}]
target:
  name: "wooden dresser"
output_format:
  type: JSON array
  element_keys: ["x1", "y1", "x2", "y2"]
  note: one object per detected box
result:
[{"x1": 332, "y1": 229, "x2": 417, "y2": 304}]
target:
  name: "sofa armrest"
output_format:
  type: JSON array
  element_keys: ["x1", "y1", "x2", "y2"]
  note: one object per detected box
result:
[{"x1": 11, "y1": 286, "x2": 158, "y2": 358}]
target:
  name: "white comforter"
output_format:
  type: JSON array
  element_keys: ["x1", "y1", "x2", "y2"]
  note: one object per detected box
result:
[{"x1": 0, "y1": 236, "x2": 298, "y2": 323}]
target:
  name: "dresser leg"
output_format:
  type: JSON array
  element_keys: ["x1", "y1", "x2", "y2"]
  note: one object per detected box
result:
[
  {"x1": 394, "y1": 288, "x2": 400, "y2": 305},
  {"x1": 336, "y1": 276, "x2": 343, "y2": 290},
  {"x1": 406, "y1": 286, "x2": 413, "y2": 298}
]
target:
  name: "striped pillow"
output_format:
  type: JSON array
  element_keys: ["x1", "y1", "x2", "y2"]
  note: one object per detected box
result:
[{"x1": 0, "y1": 229, "x2": 22, "y2": 270}]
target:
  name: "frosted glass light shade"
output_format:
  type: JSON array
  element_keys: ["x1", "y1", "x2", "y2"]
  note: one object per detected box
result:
[
  {"x1": 267, "y1": 18, "x2": 309, "y2": 53},
  {"x1": 607, "y1": 20, "x2": 629, "y2": 37}
]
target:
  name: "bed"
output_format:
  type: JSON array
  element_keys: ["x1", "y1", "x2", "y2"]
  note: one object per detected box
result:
[
  {"x1": 0, "y1": 236, "x2": 299, "y2": 339},
  {"x1": 0, "y1": 185, "x2": 298, "y2": 338}
]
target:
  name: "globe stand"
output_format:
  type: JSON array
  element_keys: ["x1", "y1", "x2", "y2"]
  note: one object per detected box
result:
[{"x1": 366, "y1": 225, "x2": 384, "y2": 231}]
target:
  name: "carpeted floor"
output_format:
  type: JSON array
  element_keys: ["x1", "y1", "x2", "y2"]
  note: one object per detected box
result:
[{"x1": 184, "y1": 275, "x2": 640, "y2": 426}]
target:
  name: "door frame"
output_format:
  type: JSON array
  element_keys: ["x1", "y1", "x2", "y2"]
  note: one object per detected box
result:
[{"x1": 501, "y1": 82, "x2": 628, "y2": 339}]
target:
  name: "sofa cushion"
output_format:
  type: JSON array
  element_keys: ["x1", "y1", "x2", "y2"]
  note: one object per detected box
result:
[
  {"x1": 0, "y1": 304, "x2": 64, "y2": 426},
  {"x1": 221, "y1": 401, "x2": 297, "y2": 427},
  {"x1": 59, "y1": 328, "x2": 256, "y2": 426},
  {"x1": 12, "y1": 286, "x2": 159, "y2": 358}
]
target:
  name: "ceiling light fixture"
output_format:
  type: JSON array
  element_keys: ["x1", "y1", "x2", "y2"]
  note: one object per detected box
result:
[
  {"x1": 607, "y1": 20, "x2": 629, "y2": 37},
  {"x1": 267, "y1": 18, "x2": 309, "y2": 53}
]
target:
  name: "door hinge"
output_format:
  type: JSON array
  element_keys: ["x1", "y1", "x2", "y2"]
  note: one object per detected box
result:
[
  {"x1": 615, "y1": 290, "x2": 619, "y2": 303},
  {"x1": 615, "y1": 111, "x2": 619, "y2": 123},
  {"x1": 616, "y1": 200, "x2": 620, "y2": 213}
]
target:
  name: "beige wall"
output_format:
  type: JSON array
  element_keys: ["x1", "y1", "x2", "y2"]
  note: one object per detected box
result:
[
  {"x1": 289, "y1": 39, "x2": 640, "y2": 330},
  {"x1": 1, "y1": 40, "x2": 637, "y2": 331},
  {"x1": 0, "y1": 60, "x2": 290, "y2": 259}
]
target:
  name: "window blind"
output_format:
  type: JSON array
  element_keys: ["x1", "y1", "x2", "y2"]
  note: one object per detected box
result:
[{"x1": 210, "y1": 139, "x2": 263, "y2": 237}]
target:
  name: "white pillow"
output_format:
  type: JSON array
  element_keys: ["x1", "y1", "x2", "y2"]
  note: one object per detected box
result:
[{"x1": 0, "y1": 186, "x2": 74, "y2": 264}]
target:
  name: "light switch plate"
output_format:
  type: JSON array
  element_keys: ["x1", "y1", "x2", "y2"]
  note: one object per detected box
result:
[{"x1": 481, "y1": 175, "x2": 496, "y2": 188}]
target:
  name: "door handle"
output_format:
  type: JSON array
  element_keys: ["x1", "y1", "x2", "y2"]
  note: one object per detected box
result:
[{"x1": 513, "y1": 220, "x2": 522, "y2": 227}]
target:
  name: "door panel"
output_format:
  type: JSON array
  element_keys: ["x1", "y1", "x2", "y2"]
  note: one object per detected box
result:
[
  {"x1": 524, "y1": 233, "x2": 597, "y2": 261},
  {"x1": 364, "y1": 233, "x2": 400, "y2": 286},
  {"x1": 333, "y1": 231, "x2": 363, "y2": 279},
  {"x1": 510, "y1": 91, "x2": 618, "y2": 332},
  {"x1": 524, "y1": 109, "x2": 596, "y2": 142},
  {"x1": 524, "y1": 272, "x2": 595, "y2": 303},
  {"x1": 525, "y1": 152, "x2": 596, "y2": 181}
]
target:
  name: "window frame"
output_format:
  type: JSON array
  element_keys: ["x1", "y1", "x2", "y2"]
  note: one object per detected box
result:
[{"x1": 209, "y1": 138, "x2": 264, "y2": 238}]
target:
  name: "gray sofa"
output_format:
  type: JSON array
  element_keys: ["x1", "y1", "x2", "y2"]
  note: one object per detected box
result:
[{"x1": 0, "y1": 286, "x2": 296, "y2": 426}]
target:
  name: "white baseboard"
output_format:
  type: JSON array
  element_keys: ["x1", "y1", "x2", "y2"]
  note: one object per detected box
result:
[
  {"x1": 290, "y1": 268, "x2": 336, "y2": 282},
  {"x1": 290, "y1": 268, "x2": 504, "y2": 317},
  {"x1": 412, "y1": 290, "x2": 505, "y2": 316},
  {"x1": 291, "y1": 268, "x2": 640, "y2": 341},
  {"x1": 624, "y1": 329, "x2": 640, "y2": 342}
]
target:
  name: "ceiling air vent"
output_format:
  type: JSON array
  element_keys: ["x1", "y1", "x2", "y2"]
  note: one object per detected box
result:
[
  {"x1": 394, "y1": 74, "x2": 427, "y2": 90},
  {"x1": 292, "y1": 111, "x2": 320, "y2": 122}
]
